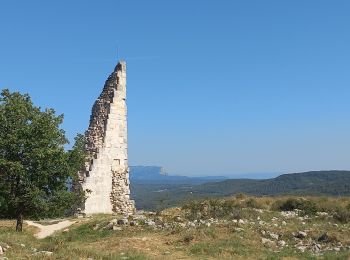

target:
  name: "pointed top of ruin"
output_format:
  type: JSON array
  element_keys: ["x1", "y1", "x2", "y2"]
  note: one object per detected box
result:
[{"x1": 115, "y1": 60, "x2": 126, "y2": 72}]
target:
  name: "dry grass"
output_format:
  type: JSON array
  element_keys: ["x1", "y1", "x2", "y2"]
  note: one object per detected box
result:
[{"x1": 1, "y1": 196, "x2": 350, "y2": 259}]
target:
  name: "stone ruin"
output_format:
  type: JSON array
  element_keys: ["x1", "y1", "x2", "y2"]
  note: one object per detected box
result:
[{"x1": 78, "y1": 60, "x2": 135, "y2": 215}]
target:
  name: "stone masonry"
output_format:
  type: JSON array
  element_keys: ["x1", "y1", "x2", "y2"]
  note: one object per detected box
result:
[{"x1": 78, "y1": 60, "x2": 135, "y2": 215}]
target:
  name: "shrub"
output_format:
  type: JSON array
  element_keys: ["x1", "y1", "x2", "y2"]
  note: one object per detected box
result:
[
  {"x1": 230, "y1": 209, "x2": 243, "y2": 220},
  {"x1": 314, "y1": 197, "x2": 338, "y2": 213},
  {"x1": 183, "y1": 233, "x2": 195, "y2": 243},
  {"x1": 235, "y1": 193, "x2": 246, "y2": 200},
  {"x1": 272, "y1": 198, "x2": 317, "y2": 215},
  {"x1": 333, "y1": 208, "x2": 350, "y2": 223},
  {"x1": 182, "y1": 198, "x2": 241, "y2": 220},
  {"x1": 244, "y1": 198, "x2": 263, "y2": 209}
]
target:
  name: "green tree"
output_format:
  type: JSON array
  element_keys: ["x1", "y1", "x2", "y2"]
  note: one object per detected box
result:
[{"x1": 0, "y1": 89, "x2": 85, "y2": 231}]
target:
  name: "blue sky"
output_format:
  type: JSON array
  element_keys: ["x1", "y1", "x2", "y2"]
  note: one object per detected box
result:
[{"x1": 1, "y1": 0, "x2": 350, "y2": 176}]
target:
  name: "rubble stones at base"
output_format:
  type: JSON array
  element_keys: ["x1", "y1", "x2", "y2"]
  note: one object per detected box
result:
[
  {"x1": 129, "y1": 221, "x2": 138, "y2": 226},
  {"x1": 188, "y1": 222, "x2": 196, "y2": 228},
  {"x1": 295, "y1": 231, "x2": 307, "y2": 239},
  {"x1": 113, "y1": 226, "x2": 123, "y2": 231},
  {"x1": 132, "y1": 214, "x2": 146, "y2": 221},
  {"x1": 278, "y1": 240, "x2": 286, "y2": 247},
  {"x1": 33, "y1": 251, "x2": 53, "y2": 256},
  {"x1": 262, "y1": 238, "x2": 275, "y2": 247},
  {"x1": 82, "y1": 208, "x2": 350, "y2": 256},
  {"x1": 311, "y1": 243, "x2": 322, "y2": 252},
  {"x1": 269, "y1": 233, "x2": 279, "y2": 240},
  {"x1": 179, "y1": 223, "x2": 186, "y2": 228},
  {"x1": 280, "y1": 211, "x2": 298, "y2": 218},
  {"x1": 0, "y1": 244, "x2": 9, "y2": 253},
  {"x1": 146, "y1": 220, "x2": 156, "y2": 227},
  {"x1": 316, "y1": 212, "x2": 329, "y2": 217},
  {"x1": 297, "y1": 246, "x2": 307, "y2": 252},
  {"x1": 238, "y1": 219, "x2": 245, "y2": 224},
  {"x1": 317, "y1": 233, "x2": 330, "y2": 243},
  {"x1": 93, "y1": 223, "x2": 100, "y2": 230},
  {"x1": 117, "y1": 218, "x2": 128, "y2": 225},
  {"x1": 174, "y1": 216, "x2": 182, "y2": 222},
  {"x1": 110, "y1": 219, "x2": 118, "y2": 224}
]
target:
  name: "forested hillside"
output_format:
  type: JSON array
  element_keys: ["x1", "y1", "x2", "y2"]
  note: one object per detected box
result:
[{"x1": 131, "y1": 171, "x2": 350, "y2": 210}]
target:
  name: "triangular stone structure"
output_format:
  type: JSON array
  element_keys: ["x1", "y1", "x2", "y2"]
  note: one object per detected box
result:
[{"x1": 78, "y1": 61, "x2": 135, "y2": 215}]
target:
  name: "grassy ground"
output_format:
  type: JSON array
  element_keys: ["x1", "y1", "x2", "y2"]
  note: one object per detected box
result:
[{"x1": 0, "y1": 195, "x2": 350, "y2": 260}]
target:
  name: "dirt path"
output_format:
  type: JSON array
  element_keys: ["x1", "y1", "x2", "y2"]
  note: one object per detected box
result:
[{"x1": 26, "y1": 220, "x2": 75, "y2": 239}]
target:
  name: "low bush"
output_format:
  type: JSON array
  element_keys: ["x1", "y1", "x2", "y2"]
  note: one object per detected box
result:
[
  {"x1": 272, "y1": 198, "x2": 317, "y2": 215},
  {"x1": 313, "y1": 197, "x2": 338, "y2": 213},
  {"x1": 235, "y1": 193, "x2": 246, "y2": 200},
  {"x1": 333, "y1": 208, "x2": 350, "y2": 223},
  {"x1": 182, "y1": 232, "x2": 195, "y2": 243},
  {"x1": 182, "y1": 198, "x2": 241, "y2": 220},
  {"x1": 244, "y1": 198, "x2": 264, "y2": 209}
]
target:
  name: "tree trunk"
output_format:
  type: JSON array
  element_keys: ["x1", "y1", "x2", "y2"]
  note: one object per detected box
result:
[{"x1": 16, "y1": 212, "x2": 23, "y2": 232}]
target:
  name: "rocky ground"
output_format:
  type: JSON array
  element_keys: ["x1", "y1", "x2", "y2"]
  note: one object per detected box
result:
[{"x1": 0, "y1": 195, "x2": 350, "y2": 259}]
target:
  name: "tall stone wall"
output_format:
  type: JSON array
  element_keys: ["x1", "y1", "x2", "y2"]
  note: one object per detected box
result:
[{"x1": 78, "y1": 61, "x2": 135, "y2": 215}]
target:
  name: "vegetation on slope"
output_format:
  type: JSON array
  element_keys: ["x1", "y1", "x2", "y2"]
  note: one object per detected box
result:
[
  {"x1": 131, "y1": 171, "x2": 350, "y2": 210},
  {"x1": 1, "y1": 195, "x2": 350, "y2": 259}
]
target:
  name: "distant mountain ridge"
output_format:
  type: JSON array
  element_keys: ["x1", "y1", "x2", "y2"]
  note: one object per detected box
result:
[
  {"x1": 130, "y1": 169, "x2": 350, "y2": 210},
  {"x1": 130, "y1": 166, "x2": 227, "y2": 184},
  {"x1": 191, "y1": 170, "x2": 350, "y2": 196}
]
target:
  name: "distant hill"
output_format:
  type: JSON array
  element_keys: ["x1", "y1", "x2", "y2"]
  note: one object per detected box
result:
[
  {"x1": 190, "y1": 170, "x2": 350, "y2": 196},
  {"x1": 130, "y1": 170, "x2": 350, "y2": 210},
  {"x1": 129, "y1": 166, "x2": 227, "y2": 210},
  {"x1": 130, "y1": 166, "x2": 227, "y2": 184}
]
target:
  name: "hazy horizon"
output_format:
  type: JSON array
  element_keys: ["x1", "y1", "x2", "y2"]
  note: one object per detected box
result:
[{"x1": 1, "y1": 1, "x2": 350, "y2": 176}]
